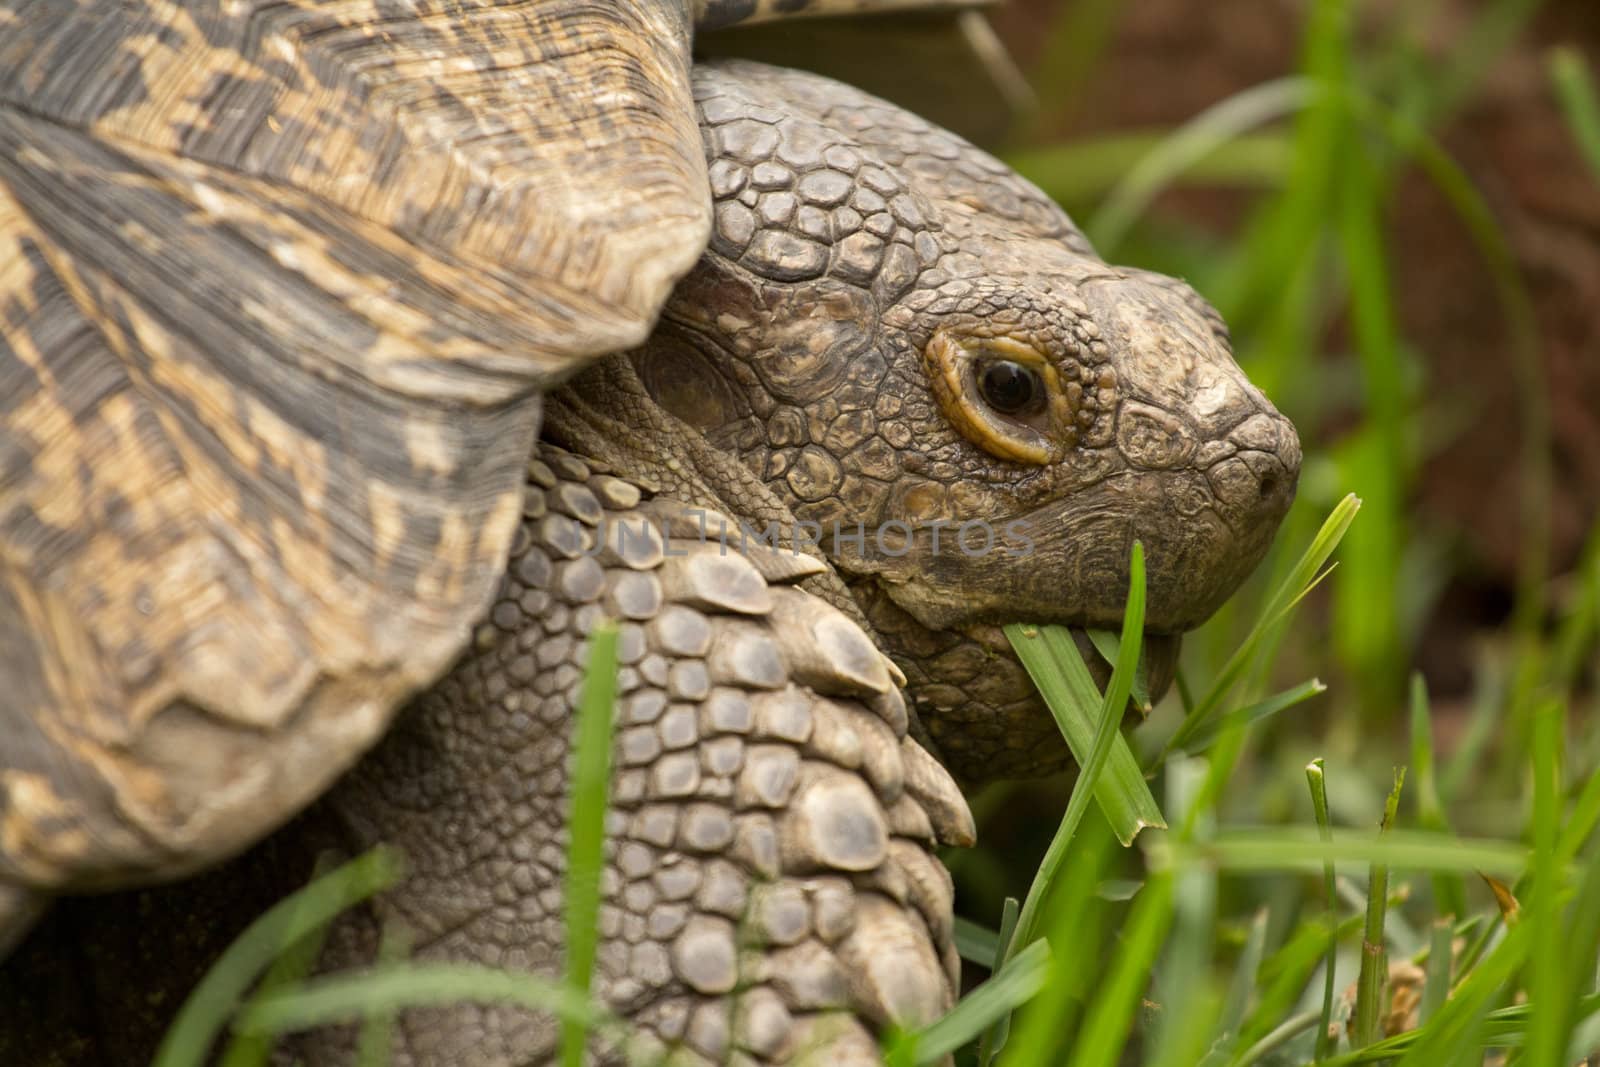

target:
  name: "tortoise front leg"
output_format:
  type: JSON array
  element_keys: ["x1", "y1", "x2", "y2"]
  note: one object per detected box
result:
[{"x1": 305, "y1": 444, "x2": 973, "y2": 1066}]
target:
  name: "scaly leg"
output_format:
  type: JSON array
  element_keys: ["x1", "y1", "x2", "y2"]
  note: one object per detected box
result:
[{"x1": 292, "y1": 443, "x2": 973, "y2": 1065}]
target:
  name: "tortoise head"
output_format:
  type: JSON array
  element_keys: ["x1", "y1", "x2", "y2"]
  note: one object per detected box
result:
[{"x1": 635, "y1": 62, "x2": 1300, "y2": 780}]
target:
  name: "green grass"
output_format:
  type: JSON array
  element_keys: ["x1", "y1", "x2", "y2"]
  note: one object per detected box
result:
[
  {"x1": 144, "y1": 1, "x2": 1600, "y2": 1064},
  {"x1": 561, "y1": 621, "x2": 620, "y2": 1067},
  {"x1": 999, "y1": 541, "x2": 1148, "y2": 961},
  {"x1": 1550, "y1": 47, "x2": 1600, "y2": 179},
  {"x1": 151, "y1": 849, "x2": 403, "y2": 1067}
]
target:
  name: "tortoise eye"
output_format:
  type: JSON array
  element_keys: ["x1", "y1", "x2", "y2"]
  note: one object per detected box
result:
[
  {"x1": 922, "y1": 329, "x2": 1077, "y2": 465},
  {"x1": 978, "y1": 360, "x2": 1046, "y2": 416}
]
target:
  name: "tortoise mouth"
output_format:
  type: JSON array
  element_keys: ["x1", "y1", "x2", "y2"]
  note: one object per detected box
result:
[
  {"x1": 849, "y1": 575, "x2": 1186, "y2": 780},
  {"x1": 961, "y1": 623, "x2": 1182, "y2": 714}
]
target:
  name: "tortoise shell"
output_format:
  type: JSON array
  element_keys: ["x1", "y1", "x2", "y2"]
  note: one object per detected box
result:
[{"x1": 0, "y1": 0, "x2": 980, "y2": 924}]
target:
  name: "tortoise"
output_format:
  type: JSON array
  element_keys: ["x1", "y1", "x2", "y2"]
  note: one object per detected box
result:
[{"x1": 0, "y1": 0, "x2": 1301, "y2": 1062}]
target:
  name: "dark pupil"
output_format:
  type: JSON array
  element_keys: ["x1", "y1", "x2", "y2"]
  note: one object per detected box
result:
[{"x1": 979, "y1": 360, "x2": 1042, "y2": 415}]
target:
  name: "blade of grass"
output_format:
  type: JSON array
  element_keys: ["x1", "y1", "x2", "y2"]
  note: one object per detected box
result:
[
  {"x1": 1014, "y1": 0, "x2": 1120, "y2": 137},
  {"x1": 1311, "y1": 991, "x2": 1600, "y2": 1065},
  {"x1": 1154, "y1": 986, "x2": 1225, "y2": 1067},
  {"x1": 1419, "y1": 918, "x2": 1453, "y2": 1025},
  {"x1": 977, "y1": 896, "x2": 1022, "y2": 1064},
  {"x1": 1421, "y1": 0, "x2": 1544, "y2": 124},
  {"x1": 1342, "y1": 82, "x2": 1551, "y2": 746},
  {"x1": 1179, "y1": 708, "x2": 1258, "y2": 844},
  {"x1": 1180, "y1": 679, "x2": 1328, "y2": 757},
  {"x1": 1068, "y1": 871, "x2": 1178, "y2": 1065},
  {"x1": 1203, "y1": 907, "x2": 1269, "y2": 1064},
  {"x1": 1308, "y1": 759, "x2": 1339, "y2": 1061},
  {"x1": 1409, "y1": 674, "x2": 1466, "y2": 919},
  {"x1": 1523, "y1": 698, "x2": 1566, "y2": 1067},
  {"x1": 1089, "y1": 78, "x2": 1315, "y2": 252},
  {"x1": 1000, "y1": 816, "x2": 1118, "y2": 1063},
  {"x1": 1335, "y1": 876, "x2": 1418, "y2": 957},
  {"x1": 1006, "y1": 623, "x2": 1165, "y2": 846},
  {"x1": 1086, "y1": 629, "x2": 1153, "y2": 714},
  {"x1": 1257, "y1": 896, "x2": 1405, "y2": 993},
  {"x1": 560, "y1": 622, "x2": 620, "y2": 1067},
  {"x1": 233, "y1": 964, "x2": 627, "y2": 1047},
  {"x1": 1391, "y1": 919, "x2": 1531, "y2": 1067},
  {"x1": 1374, "y1": 0, "x2": 1448, "y2": 132},
  {"x1": 1166, "y1": 828, "x2": 1529, "y2": 877},
  {"x1": 955, "y1": 915, "x2": 1002, "y2": 967},
  {"x1": 1235, "y1": 1010, "x2": 1324, "y2": 1067},
  {"x1": 993, "y1": 898, "x2": 1020, "y2": 966},
  {"x1": 1549, "y1": 47, "x2": 1600, "y2": 180},
  {"x1": 1043, "y1": 625, "x2": 1167, "y2": 834},
  {"x1": 1550, "y1": 523, "x2": 1600, "y2": 695},
  {"x1": 895, "y1": 939, "x2": 1052, "y2": 1065},
  {"x1": 1556, "y1": 828, "x2": 1600, "y2": 1062},
  {"x1": 1003, "y1": 543, "x2": 1148, "y2": 962},
  {"x1": 217, "y1": 854, "x2": 346, "y2": 1067},
  {"x1": 1439, "y1": 660, "x2": 1506, "y2": 805},
  {"x1": 1176, "y1": 667, "x2": 1196, "y2": 719},
  {"x1": 1004, "y1": 626, "x2": 1166, "y2": 849},
  {"x1": 1209, "y1": 0, "x2": 1346, "y2": 372},
  {"x1": 1011, "y1": 131, "x2": 1293, "y2": 210},
  {"x1": 1154, "y1": 757, "x2": 1219, "y2": 1065},
  {"x1": 1165, "y1": 494, "x2": 1361, "y2": 756},
  {"x1": 1332, "y1": 107, "x2": 1409, "y2": 713},
  {"x1": 1242, "y1": 893, "x2": 1406, "y2": 1055},
  {"x1": 1556, "y1": 749, "x2": 1600, "y2": 867},
  {"x1": 354, "y1": 924, "x2": 412, "y2": 1067},
  {"x1": 152, "y1": 848, "x2": 403, "y2": 1067},
  {"x1": 1098, "y1": 879, "x2": 1144, "y2": 902},
  {"x1": 1451, "y1": 911, "x2": 1502, "y2": 982},
  {"x1": 1352, "y1": 768, "x2": 1405, "y2": 1048}
]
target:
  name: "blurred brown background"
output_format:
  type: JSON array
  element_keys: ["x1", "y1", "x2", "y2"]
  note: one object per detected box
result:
[{"x1": 990, "y1": 0, "x2": 1599, "y2": 689}]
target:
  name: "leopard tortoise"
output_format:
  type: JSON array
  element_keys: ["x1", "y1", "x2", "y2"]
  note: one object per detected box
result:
[{"x1": 0, "y1": 0, "x2": 1301, "y2": 1062}]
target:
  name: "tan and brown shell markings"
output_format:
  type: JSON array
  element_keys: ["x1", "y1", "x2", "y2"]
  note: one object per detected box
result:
[{"x1": 0, "y1": 0, "x2": 712, "y2": 895}]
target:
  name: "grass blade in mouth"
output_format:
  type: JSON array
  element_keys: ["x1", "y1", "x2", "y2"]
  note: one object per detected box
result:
[
  {"x1": 1002, "y1": 542, "x2": 1164, "y2": 962},
  {"x1": 1005, "y1": 620, "x2": 1166, "y2": 850}
]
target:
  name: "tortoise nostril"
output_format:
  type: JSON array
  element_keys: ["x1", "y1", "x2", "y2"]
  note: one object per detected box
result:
[{"x1": 1259, "y1": 473, "x2": 1278, "y2": 499}]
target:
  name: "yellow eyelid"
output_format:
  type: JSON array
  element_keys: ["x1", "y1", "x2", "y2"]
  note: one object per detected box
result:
[
  {"x1": 970, "y1": 335, "x2": 1052, "y2": 368},
  {"x1": 922, "y1": 328, "x2": 1079, "y2": 465}
]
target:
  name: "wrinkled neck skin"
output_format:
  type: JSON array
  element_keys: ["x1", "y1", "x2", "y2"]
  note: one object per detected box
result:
[{"x1": 548, "y1": 60, "x2": 1301, "y2": 783}]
